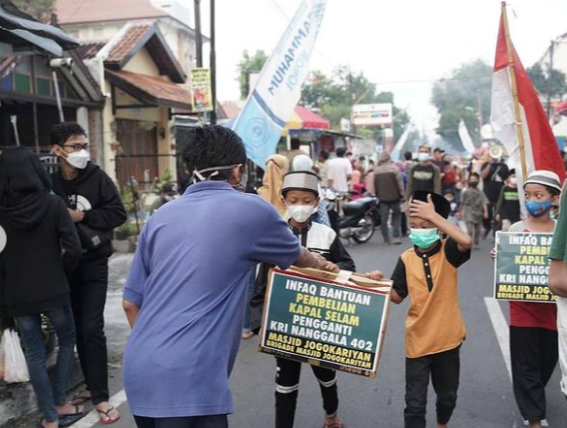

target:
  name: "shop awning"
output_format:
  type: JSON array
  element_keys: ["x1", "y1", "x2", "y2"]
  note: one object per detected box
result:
[
  {"x1": 286, "y1": 105, "x2": 330, "y2": 130},
  {"x1": 106, "y1": 69, "x2": 191, "y2": 110},
  {"x1": 0, "y1": 1, "x2": 79, "y2": 56},
  {"x1": 556, "y1": 99, "x2": 567, "y2": 116}
]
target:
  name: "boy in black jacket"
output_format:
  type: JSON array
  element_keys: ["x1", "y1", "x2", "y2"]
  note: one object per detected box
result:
[{"x1": 50, "y1": 122, "x2": 126, "y2": 424}]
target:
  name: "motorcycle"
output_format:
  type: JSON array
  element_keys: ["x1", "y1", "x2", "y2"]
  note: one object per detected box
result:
[{"x1": 324, "y1": 189, "x2": 380, "y2": 244}]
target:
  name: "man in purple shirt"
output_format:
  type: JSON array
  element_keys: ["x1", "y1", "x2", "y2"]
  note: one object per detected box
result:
[{"x1": 122, "y1": 125, "x2": 331, "y2": 428}]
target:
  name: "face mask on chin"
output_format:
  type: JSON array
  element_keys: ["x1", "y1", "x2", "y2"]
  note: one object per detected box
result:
[
  {"x1": 64, "y1": 149, "x2": 90, "y2": 170},
  {"x1": 287, "y1": 204, "x2": 317, "y2": 223}
]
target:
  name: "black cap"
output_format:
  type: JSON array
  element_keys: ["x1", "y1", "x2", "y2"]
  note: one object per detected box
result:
[
  {"x1": 433, "y1": 148, "x2": 445, "y2": 153},
  {"x1": 411, "y1": 190, "x2": 451, "y2": 219}
]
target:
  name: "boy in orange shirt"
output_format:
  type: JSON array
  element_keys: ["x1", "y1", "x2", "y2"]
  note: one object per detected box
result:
[{"x1": 368, "y1": 190, "x2": 472, "y2": 428}]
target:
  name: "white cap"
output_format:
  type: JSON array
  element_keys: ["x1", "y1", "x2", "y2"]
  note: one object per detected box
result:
[
  {"x1": 523, "y1": 170, "x2": 562, "y2": 192},
  {"x1": 292, "y1": 154, "x2": 314, "y2": 172}
]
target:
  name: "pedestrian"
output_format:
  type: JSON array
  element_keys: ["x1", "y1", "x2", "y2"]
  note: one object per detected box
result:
[
  {"x1": 50, "y1": 122, "x2": 126, "y2": 425},
  {"x1": 457, "y1": 173, "x2": 488, "y2": 250},
  {"x1": 369, "y1": 152, "x2": 404, "y2": 245},
  {"x1": 494, "y1": 169, "x2": 521, "y2": 231},
  {"x1": 548, "y1": 181, "x2": 567, "y2": 402},
  {"x1": 0, "y1": 147, "x2": 84, "y2": 428},
  {"x1": 326, "y1": 147, "x2": 353, "y2": 194},
  {"x1": 405, "y1": 145, "x2": 442, "y2": 203},
  {"x1": 403, "y1": 151, "x2": 415, "y2": 171},
  {"x1": 121, "y1": 125, "x2": 334, "y2": 428},
  {"x1": 496, "y1": 171, "x2": 561, "y2": 428},
  {"x1": 258, "y1": 154, "x2": 290, "y2": 217},
  {"x1": 432, "y1": 147, "x2": 445, "y2": 169},
  {"x1": 367, "y1": 190, "x2": 472, "y2": 428},
  {"x1": 440, "y1": 153, "x2": 458, "y2": 195},
  {"x1": 287, "y1": 138, "x2": 303, "y2": 169},
  {"x1": 256, "y1": 171, "x2": 355, "y2": 428},
  {"x1": 480, "y1": 150, "x2": 509, "y2": 238},
  {"x1": 316, "y1": 150, "x2": 330, "y2": 187}
]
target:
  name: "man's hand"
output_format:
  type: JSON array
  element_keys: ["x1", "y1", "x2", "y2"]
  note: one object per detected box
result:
[
  {"x1": 68, "y1": 208, "x2": 85, "y2": 223},
  {"x1": 456, "y1": 211, "x2": 462, "y2": 220},
  {"x1": 486, "y1": 211, "x2": 491, "y2": 221},
  {"x1": 321, "y1": 261, "x2": 340, "y2": 273},
  {"x1": 409, "y1": 194, "x2": 437, "y2": 221},
  {"x1": 365, "y1": 270, "x2": 384, "y2": 280}
]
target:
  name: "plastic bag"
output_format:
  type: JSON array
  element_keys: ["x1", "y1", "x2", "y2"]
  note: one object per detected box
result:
[
  {"x1": 1, "y1": 328, "x2": 30, "y2": 383},
  {"x1": 0, "y1": 332, "x2": 5, "y2": 379}
]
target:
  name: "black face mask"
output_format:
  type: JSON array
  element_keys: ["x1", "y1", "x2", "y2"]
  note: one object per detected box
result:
[{"x1": 468, "y1": 181, "x2": 479, "y2": 187}]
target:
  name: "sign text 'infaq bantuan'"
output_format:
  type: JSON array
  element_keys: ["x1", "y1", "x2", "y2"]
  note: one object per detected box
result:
[
  {"x1": 259, "y1": 269, "x2": 391, "y2": 378},
  {"x1": 494, "y1": 231, "x2": 556, "y2": 303}
]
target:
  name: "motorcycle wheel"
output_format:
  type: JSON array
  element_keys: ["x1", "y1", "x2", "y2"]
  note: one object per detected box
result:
[{"x1": 352, "y1": 214, "x2": 375, "y2": 244}]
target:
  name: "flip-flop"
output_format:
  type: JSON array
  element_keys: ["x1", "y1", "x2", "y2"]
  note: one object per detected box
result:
[
  {"x1": 69, "y1": 392, "x2": 91, "y2": 405},
  {"x1": 323, "y1": 419, "x2": 344, "y2": 428},
  {"x1": 97, "y1": 406, "x2": 120, "y2": 425},
  {"x1": 59, "y1": 412, "x2": 88, "y2": 428}
]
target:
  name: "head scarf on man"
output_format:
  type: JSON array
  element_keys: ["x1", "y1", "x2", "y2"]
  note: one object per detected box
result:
[{"x1": 258, "y1": 154, "x2": 290, "y2": 217}]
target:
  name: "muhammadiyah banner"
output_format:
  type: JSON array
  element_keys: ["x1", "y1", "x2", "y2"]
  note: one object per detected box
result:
[
  {"x1": 232, "y1": 0, "x2": 327, "y2": 167},
  {"x1": 494, "y1": 231, "x2": 556, "y2": 303},
  {"x1": 259, "y1": 269, "x2": 391, "y2": 378}
]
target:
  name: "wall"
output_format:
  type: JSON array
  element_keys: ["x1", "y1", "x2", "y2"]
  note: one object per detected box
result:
[{"x1": 123, "y1": 47, "x2": 161, "y2": 76}]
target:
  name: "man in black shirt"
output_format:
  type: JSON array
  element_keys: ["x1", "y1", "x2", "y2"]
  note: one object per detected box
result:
[
  {"x1": 480, "y1": 151, "x2": 509, "y2": 237},
  {"x1": 405, "y1": 145, "x2": 442, "y2": 203}
]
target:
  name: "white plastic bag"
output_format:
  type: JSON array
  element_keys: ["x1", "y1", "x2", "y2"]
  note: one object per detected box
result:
[
  {"x1": 1, "y1": 328, "x2": 30, "y2": 383},
  {"x1": 0, "y1": 331, "x2": 5, "y2": 379}
]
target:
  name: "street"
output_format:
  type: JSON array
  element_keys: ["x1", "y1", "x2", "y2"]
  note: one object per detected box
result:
[{"x1": 27, "y1": 235, "x2": 565, "y2": 428}]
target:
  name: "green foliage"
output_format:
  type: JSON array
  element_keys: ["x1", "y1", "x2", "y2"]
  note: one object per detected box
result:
[
  {"x1": 431, "y1": 59, "x2": 492, "y2": 150},
  {"x1": 301, "y1": 66, "x2": 410, "y2": 141},
  {"x1": 527, "y1": 63, "x2": 567, "y2": 104},
  {"x1": 237, "y1": 50, "x2": 268, "y2": 100},
  {"x1": 11, "y1": 0, "x2": 54, "y2": 21}
]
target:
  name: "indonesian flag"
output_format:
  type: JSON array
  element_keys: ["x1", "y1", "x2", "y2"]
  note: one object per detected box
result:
[{"x1": 490, "y1": 8, "x2": 566, "y2": 188}]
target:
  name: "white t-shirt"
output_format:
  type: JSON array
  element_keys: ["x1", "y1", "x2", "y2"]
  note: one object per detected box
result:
[{"x1": 326, "y1": 158, "x2": 353, "y2": 193}]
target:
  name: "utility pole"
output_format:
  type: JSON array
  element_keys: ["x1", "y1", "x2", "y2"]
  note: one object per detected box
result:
[
  {"x1": 209, "y1": 0, "x2": 217, "y2": 124},
  {"x1": 194, "y1": 0, "x2": 203, "y2": 67},
  {"x1": 477, "y1": 89, "x2": 483, "y2": 144},
  {"x1": 546, "y1": 40, "x2": 555, "y2": 120}
]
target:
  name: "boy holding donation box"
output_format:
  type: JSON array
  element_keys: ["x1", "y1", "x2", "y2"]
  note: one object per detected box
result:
[{"x1": 367, "y1": 190, "x2": 472, "y2": 428}]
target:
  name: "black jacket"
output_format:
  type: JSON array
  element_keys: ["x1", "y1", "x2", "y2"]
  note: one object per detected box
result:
[
  {"x1": 0, "y1": 193, "x2": 81, "y2": 316},
  {"x1": 51, "y1": 163, "x2": 127, "y2": 260}
]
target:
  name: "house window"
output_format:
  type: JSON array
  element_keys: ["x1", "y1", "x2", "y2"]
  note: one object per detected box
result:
[
  {"x1": 0, "y1": 74, "x2": 13, "y2": 91},
  {"x1": 37, "y1": 78, "x2": 51, "y2": 96},
  {"x1": 14, "y1": 58, "x2": 32, "y2": 93},
  {"x1": 34, "y1": 57, "x2": 51, "y2": 96}
]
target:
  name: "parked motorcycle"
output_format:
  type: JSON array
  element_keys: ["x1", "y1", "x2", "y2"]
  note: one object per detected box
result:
[{"x1": 324, "y1": 189, "x2": 379, "y2": 244}]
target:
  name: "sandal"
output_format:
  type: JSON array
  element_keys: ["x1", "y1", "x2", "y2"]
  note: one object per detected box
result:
[
  {"x1": 97, "y1": 406, "x2": 120, "y2": 425},
  {"x1": 59, "y1": 412, "x2": 88, "y2": 428},
  {"x1": 242, "y1": 330, "x2": 254, "y2": 340},
  {"x1": 323, "y1": 419, "x2": 344, "y2": 428},
  {"x1": 69, "y1": 392, "x2": 91, "y2": 405},
  {"x1": 59, "y1": 404, "x2": 85, "y2": 417}
]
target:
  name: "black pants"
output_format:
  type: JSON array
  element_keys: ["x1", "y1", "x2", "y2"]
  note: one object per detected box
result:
[
  {"x1": 483, "y1": 202, "x2": 499, "y2": 236},
  {"x1": 134, "y1": 415, "x2": 228, "y2": 428},
  {"x1": 405, "y1": 346, "x2": 460, "y2": 428},
  {"x1": 510, "y1": 326, "x2": 558, "y2": 421},
  {"x1": 275, "y1": 357, "x2": 338, "y2": 428},
  {"x1": 70, "y1": 257, "x2": 110, "y2": 405}
]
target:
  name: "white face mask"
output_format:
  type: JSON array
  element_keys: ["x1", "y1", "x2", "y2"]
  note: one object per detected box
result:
[
  {"x1": 417, "y1": 152, "x2": 430, "y2": 162},
  {"x1": 66, "y1": 149, "x2": 90, "y2": 170},
  {"x1": 287, "y1": 204, "x2": 317, "y2": 223}
]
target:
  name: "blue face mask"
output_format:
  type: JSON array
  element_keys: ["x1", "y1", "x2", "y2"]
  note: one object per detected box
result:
[
  {"x1": 525, "y1": 200, "x2": 552, "y2": 217},
  {"x1": 409, "y1": 228, "x2": 440, "y2": 249}
]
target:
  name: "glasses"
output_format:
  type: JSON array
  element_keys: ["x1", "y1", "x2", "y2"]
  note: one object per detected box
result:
[{"x1": 63, "y1": 143, "x2": 89, "y2": 152}]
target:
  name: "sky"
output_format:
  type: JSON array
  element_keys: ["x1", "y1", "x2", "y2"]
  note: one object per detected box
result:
[{"x1": 192, "y1": 0, "x2": 567, "y2": 139}]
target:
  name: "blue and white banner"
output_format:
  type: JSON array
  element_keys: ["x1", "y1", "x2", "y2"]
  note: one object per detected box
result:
[{"x1": 232, "y1": 0, "x2": 327, "y2": 167}]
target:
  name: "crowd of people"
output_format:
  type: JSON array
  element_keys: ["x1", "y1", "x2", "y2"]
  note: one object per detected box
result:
[{"x1": 0, "y1": 125, "x2": 566, "y2": 428}]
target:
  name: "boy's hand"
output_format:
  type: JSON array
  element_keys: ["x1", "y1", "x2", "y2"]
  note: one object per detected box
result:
[
  {"x1": 365, "y1": 270, "x2": 384, "y2": 280},
  {"x1": 409, "y1": 194, "x2": 437, "y2": 221},
  {"x1": 322, "y1": 261, "x2": 340, "y2": 273},
  {"x1": 490, "y1": 248, "x2": 496, "y2": 261},
  {"x1": 456, "y1": 211, "x2": 462, "y2": 220}
]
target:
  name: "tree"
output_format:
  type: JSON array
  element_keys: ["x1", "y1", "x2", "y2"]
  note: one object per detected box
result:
[
  {"x1": 527, "y1": 62, "x2": 567, "y2": 115},
  {"x1": 236, "y1": 50, "x2": 268, "y2": 100},
  {"x1": 11, "y1": 0, "x2": 54, "y2": 21},
  {"x1": 431, "y1": 59, "x2": 492, "y2": 151},
  {"x1": 301, "y1": 67, "x2": 410, "y2": 141}
]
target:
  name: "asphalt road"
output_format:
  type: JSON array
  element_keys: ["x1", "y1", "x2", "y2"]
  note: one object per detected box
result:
[{"x1": 25, "y1": 234, "x2": 567, "y2": 428}]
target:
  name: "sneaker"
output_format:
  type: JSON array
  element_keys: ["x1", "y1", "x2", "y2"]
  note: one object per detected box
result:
[{"x1": 392, "y1": 238, "x2": 402, "y2": 245}]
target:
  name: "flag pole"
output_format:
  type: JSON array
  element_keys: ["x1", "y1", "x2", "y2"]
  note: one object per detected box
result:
[{"x1": 501, "y1": 1, "x2": 528, "y2": 180}]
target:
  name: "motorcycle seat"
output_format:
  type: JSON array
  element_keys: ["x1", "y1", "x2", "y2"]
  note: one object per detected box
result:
[{"x1": 343, "y1": 197, "x2": 377, "y2": 215}]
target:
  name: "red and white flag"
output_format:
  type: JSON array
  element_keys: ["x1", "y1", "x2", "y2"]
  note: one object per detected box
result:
[{"x1": 490, "y1": 6, "x2": 566, "y2": 187}]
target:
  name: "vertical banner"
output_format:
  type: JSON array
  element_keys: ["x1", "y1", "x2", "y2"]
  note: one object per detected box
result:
[
  {"x1": 190, "y1": 68, "x2": 213, "y2": 113},
  {"x1": 232, "y1": 0, "x2": 327, "y2": 167}
]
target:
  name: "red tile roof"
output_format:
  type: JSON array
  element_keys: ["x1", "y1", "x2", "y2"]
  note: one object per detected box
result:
[
  {"x1": 106, "y1": 25, "x2": 151, "y2": 64},
  {"x1": 106, "y1": 69, "x2": 191, "y2": 109},
  {"x1": 75, "y1": 42, "x2": 106, "y2": 60},
  {"x1": 56, "y1": 0, "x2": 168, "y2": 24}
]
